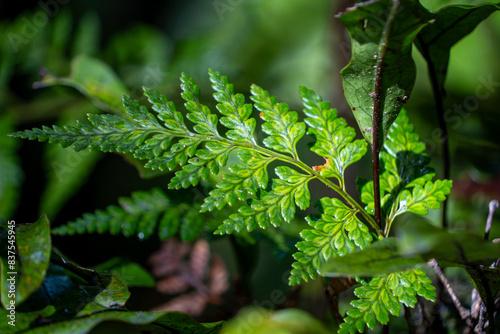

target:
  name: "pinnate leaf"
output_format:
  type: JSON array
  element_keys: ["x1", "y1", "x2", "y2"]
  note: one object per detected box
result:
[
  {"x1": 215, "y1": 169, "x2": 313, "y2": 235},
  {"x1": 180, "y1": 73, "x2": 220, "y2": 137},
  {"x1": 359, "y1": 110, "x2": 450, "y2": 226}
]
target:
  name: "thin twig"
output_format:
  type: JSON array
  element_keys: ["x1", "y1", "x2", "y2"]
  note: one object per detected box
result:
[{"x1": 428, "y1": 259, "x2": 473, "y2": 327}]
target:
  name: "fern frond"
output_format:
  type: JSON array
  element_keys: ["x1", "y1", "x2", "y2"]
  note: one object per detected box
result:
[
  {"x1": 339, "y1": 268, "x2": 435, "y2": 334},
  {"x1": 52, "y1": 188, "x2": 210, "y2": 241},
  {"x1": 12, "y1": 71, "x2": 377, "y2": 242},
  {"x1": 300, "y1": 87, "x2": 368, "y2": 189},
  {"x1": 289, "y1": 198, "x2": 372, "y2": 285}
]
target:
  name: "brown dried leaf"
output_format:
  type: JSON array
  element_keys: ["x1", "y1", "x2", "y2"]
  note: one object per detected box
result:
[
  {"x1": 209, "y1": 255, "x2": 229, "y2": 296},
  {"x1": 151, "y1": 292, "x2": 208, "y2": 316},
  {"x1": 156, "y1": 275, "x2": 190, "y2": 294},
  {"x1": 149, "y1": 238, "x2": 190, "y2": 277},
  {"x1": 189, "y1": 239, "x2": 210, "y2": 281}
]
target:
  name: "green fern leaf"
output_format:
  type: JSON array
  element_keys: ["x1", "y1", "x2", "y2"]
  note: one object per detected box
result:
[
  {"x1": 209, "y1": 69, "x2": 256, "y2": 144},
  {"x1": 289, "y1": 198, "x2": 372, "y2": 285},
  {"x1": 340, "y1": 268, "x2": 435, "y2": 334},
  {"x1": 145, "y1": 137, "x2": 204, "y2": 171},
  {"x1": 12, "y1": 70, "x2": 375, "y2": 246},
  {"x1": 52, "y1": 188, "x2": 208, "y2": 241},
  {"x1": 250, "y1": 84, "x2": 306, "y2": 159},
  {"x1": 300, "y1": 87, "x2": 367, "y2": 188}
]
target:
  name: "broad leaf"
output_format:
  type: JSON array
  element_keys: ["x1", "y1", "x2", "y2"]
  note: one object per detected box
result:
[
  {"x1": 323, "y1": 220, "x2": 500, "y2": 277},
  {"x1": 321, "y1": 238, "x2": 423, "y2": 277},
  {"x1": 0, "y1": 214, "x2": 51, "y2": 307},
  {"x1": 397, "y1": 220, "x2": 500, "y2": 267},
  {"x1": 33, "y1": 55, "x2": 129, "y2": 115},
  {"x1": 221, "y1": 308, "x2": 330, "y2": 334},
  {"x1": 92, "y1": 258, "x2": 156, "y2": 288},
  {"x1": 415, "y1": 4, "x2": 500, "y2": 94},
  {"x1": 19, "y1": 310, "x2": 224, "y2": 334},
  {"x1": 338, "y1": 0, "x2": 432, "y2": 145}
]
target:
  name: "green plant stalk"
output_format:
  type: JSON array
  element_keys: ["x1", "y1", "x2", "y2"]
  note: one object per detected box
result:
[
  {"x1": 417, "y1": 35, "x2": 450, "y2": 229},
  {"x1": 371, "y1": 0, "x2": 400, "y2": 234}
]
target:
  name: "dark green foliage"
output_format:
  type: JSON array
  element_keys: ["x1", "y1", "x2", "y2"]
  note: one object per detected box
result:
[
  {"x1": 0, "y1": 216, "x2": 224, "y2": 334},
  {"x1": 1, "y1": 215, "x2": 51, "y2": 307},
  {"x1": 415, "y1": 3, "x2": 500, "y2": 93}
]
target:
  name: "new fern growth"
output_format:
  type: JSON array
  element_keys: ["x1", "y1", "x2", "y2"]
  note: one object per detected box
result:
[{"x1": 11, "y1": 69, "x2": 452, "y2": 333}]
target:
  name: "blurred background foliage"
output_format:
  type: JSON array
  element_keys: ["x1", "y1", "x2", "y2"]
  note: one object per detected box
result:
[{"x1": 0, "y1": 0, "x2": 499, "y2": 330}]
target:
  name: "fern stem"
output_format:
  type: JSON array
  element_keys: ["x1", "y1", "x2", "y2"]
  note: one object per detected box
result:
[{"x1": 416, "y1": 34, "x2": 450, "y2": 229}]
